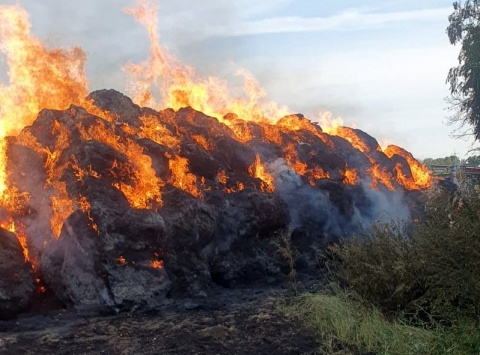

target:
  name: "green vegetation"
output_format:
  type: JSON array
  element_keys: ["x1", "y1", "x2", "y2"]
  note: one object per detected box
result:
[
  {"x1": 423, "y1": 155, "x2": 461, "y2": 166},
  {"x1": 447, "y1": 1, "x2": 480, "y2": 139},
  {"x1": 284, "y1": 286, "x2": 480, "y2": 355},
  {"x1": 422, "y1": 155, "x2": 480, "y2": 167},
  {"x1": 283, "y1": 187, "x2": 480, "y2": 354}
]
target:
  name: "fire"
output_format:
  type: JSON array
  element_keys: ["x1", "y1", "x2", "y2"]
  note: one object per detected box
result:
[
  {"x1": 343, "y1": 168, "x2": 359, "y2": 185},
  {"x1": 0, "y1": 4, "x2": 88, "y2": 200},
  {"x1": 369, "y1": 164, "x2": 395, "y2": 191},
  {"x1": 0, "y1": 218, "x2": 30, "y2": 263},
  {"x1": 217, "y1": 169, "x2": 228, "y2": 185},
  {"x1": 167, "y1": 154, "x2": 203, "y2": 198},
  {"x1": 0, "y1": 1, "x2": 434, "y2": 275},
  {"x1": 328, "y1": 126, "x2": 370, "y2": 153},
  {"x1": 191, "y1": 135, "x2": 211, "y2": 151},
  {"x1": 283, "y1": 143, "x2": 307, "y2": 176},
  {"x1": 139, "y1": 114, "x2": 179, "y2": 148},
  {"x1": 315, "y1": 111, "x2": 344, "y2": 135},
  {"x1": 78, "y1": 195, "x2": 98, "y2": 233},
  {"x1": 79, "y1": 122, "x2": 164, "y2": 208},
  {"x1": 307, "y1": 166, "x2": 330, "y2": 187},
  {"x1": 217, "y1": 169, "x2": 246, "y2": 193},
  {"x1": 123, "y1": 2, "x2": 289, "y2": 125},
  {"x1": 384, "y1": 145, "x2": 432, "y2": 189},
  {"x1": 117, "y1": 256, "x2": 126, "y2": 265},
  {"x1": 150, "y1": 260, "x2": 163, "y2": 269},
  {"x1": 249, "y1": 154, "x2": 275, "y2": 193}
]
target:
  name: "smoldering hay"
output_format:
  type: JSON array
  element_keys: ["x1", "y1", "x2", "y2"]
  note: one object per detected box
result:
[{"x1": 0, "y1": 3, "x2": 431, "y2": 318}]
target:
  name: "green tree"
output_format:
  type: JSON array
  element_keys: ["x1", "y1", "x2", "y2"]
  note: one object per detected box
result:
[
  {"x1": 423, "y1": 155, "x2": 460, "y2": 166},
  {"x1": 447, "y1": 1, "x2": 480, "y2": 140},
  {"x1": 465, "y1": 154, "x2": 480, "y2": 166}
]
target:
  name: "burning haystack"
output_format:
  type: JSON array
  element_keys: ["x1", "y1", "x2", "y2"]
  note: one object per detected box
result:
[{"x1": 0, "y1": 4, "x2": 431, "y2": 318}]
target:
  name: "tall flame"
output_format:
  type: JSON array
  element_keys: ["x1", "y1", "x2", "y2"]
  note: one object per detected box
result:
[
  {"x1": 0, "y1": 5, "x2": 88, "y2": 200},
  {"x1": 123, "y1": 2, "x2": 289, "y2": 125}
]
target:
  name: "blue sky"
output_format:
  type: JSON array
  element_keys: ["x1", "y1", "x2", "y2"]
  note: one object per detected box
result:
[{"x1": 0, "y1": 0, "x2": 473, "y2": 159}]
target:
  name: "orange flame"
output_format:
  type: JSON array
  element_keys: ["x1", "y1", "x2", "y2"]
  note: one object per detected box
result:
[
  {"x1": 0, "y1": 4, "x2": 88, "y2": 200},
  {"x1": 343, "y1": 168, "x2": 359, "y2": 185},
  {"x1": 167, "y1": 154, "x2": 202, "y2": 198},
  {"x1": 0, "y1": 219, "x2": 30, "y2": 263},
  {"x1": 79, "y1": 123, "x2": 164, "y2": 208},
  {"x1": 117, "y1": 256, "x2": 126, "y2": 265},
  {"x1": 384, "y1": 145, "x2": 431, "y2": 189},
  {"x1": 123, "y1": 2, "x2": 289, "y2": 125},
  {"x1": 249, "y1": 154, "x2": 275, "y2": 193},
  {"x1": 150, "y1": 260, "x2": 163, "y2": 269},
  {"x1": 369, "y1": 164, "x2": 395, "y2": 191}
]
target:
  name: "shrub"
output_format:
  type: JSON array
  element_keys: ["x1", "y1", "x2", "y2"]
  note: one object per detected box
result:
[
  {"x1": 327, "y1": 223, "x2": 421, "y2": 317},
  {"x1": 327, "y1": 186, "x2": 480, "y2": 323}
]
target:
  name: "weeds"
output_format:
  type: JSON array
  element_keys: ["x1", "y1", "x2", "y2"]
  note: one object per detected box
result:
[{"x1": 283, "y1": 186, "x2": 480, "y2": 354}]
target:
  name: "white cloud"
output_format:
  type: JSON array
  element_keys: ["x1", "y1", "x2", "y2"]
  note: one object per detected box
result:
[{"x1": 178, "y1": 7, "x2": 451, "y2": 39}]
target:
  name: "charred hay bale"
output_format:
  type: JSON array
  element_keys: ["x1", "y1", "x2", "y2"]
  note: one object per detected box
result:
[
  {"x1": 40, "y1": 206, "x2": 170, "y2": 312},
  {"x1": 6, "y1": 138, "x2": 46, "y2": 187},
  {"x1": 88, "y1": 89, "x2": 143, "y2": 127},
  {"x1": 212, "y1": 136, "x2": 256, "y2": 172},
  {"x1": 299, "y1": 142, "x2": 346, "y2": 175},
  {"x1": 208, "y1": 189, "x2": 290, "y2": 245},
  {"x1": 179, "y1": 141, "x2": 222, "y2": 180},
  {"x1": 161, "y1": 186, "x2": 218, "y2": 252},
  {"x1": 175, "y1": 107, "x2": 233, "y2": 142},
  {"x1": 0, "y1": 228, "x2": 35, "y2": 319},
  {"x1": 206, "y1": 190, "x2": 290, "y2": 288},
  {"x1": 28, "y1": 105, "x2": 111, "y2": 150},
  {"x1": 62, "y1": 140, "x2": 133, "y2": 183},
  {"x1": 208, "y1": 243, "x2": 287, "y2": 289}
]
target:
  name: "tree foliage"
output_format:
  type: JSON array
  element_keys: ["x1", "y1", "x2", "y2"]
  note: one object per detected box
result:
[
  {"x1": 447, "y1": 1, "x2": 480, "y2": 140},
  {"x1": 423, "y1": 155, "x2": 460, "y2": 166}
]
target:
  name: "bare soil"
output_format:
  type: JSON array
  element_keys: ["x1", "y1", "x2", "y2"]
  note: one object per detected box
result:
[{"x1": 0, "y1": 288, "x2": 319, "y2": 355}]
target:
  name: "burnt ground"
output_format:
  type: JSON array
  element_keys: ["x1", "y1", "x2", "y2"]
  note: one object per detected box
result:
[{"x1": 0, "y1": 288, "x2": 319, "y2": 355}]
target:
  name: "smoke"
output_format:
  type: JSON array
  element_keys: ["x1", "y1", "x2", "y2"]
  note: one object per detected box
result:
[{"x1": 268, "y1": 157, "x2": 411, "y2": 241}]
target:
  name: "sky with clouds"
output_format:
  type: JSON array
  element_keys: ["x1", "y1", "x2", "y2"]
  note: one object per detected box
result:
[{"x1": 0, "y1": 0, "x2": 474, "y2": 160}]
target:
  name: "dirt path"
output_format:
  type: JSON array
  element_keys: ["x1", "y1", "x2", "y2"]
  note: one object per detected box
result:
[{"x1": 0, "y1": 289, "x2": 319, "y2": 355}]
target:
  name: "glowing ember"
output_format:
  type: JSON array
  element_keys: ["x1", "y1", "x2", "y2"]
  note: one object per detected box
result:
[{"x1": 150, "y1": 260, "x2": 163, "y2": 269}]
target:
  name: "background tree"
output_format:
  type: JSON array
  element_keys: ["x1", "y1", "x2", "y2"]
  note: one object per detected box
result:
[
  {"x1": 465, "y1": 154, "x2": 480, "y2": 166},
  {"x1": 423, "y1": 155, "x2": 461, "y2": 166},
  {"x1": 447, "y1": 1, "x2": 480, "y2": 140}
]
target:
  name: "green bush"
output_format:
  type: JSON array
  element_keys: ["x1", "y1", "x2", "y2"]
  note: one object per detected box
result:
[
  {"x1": 327, "y1": 223, "x2": 421, "y2": 317},
  {"x1": 327, "y1": 187, "x2": 480, "y2": 323}
]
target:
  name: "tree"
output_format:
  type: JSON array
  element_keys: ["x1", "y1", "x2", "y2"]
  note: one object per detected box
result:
[
  {"x1": 423, "y1": 155, "x2": 461, "y2": 166},
  {"x1": 465, "y1": 154, "x2": 480, "y2": 166},
  {"x1": 446, "y1": 1, "x2": 480, "y2": 140}
]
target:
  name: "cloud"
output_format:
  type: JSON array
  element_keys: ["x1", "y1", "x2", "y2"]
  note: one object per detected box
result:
[{"x1": 186, "y1": 7, "x2": 451, "y2": 39}]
